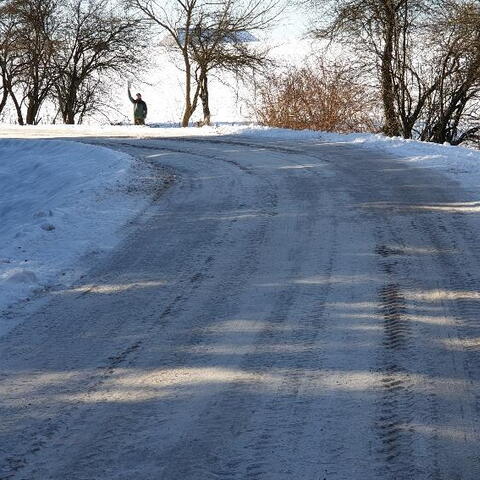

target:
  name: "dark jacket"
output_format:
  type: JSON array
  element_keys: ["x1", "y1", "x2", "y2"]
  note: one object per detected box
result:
[{"x1": 128, "y1": 90, "x2": 147, "y2": 119}]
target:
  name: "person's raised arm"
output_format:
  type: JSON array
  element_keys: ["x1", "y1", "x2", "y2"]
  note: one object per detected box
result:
[{"x1": 127, "y1": 82, "x2": 134, "y2": 103}]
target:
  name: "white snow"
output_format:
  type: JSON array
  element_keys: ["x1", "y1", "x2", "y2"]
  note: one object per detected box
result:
[
  {"x1": 222, "y1": 125, "x2": 480, "y2": 191},
  {"x1": 2, "y1": 123, "x2": 480, "y2": 191},
  {"x1": 317, "y1": 131, "x2": 480, "y2": 189},
  {"x1": 0, "y1": 139, "x2": 149, "y2": 335},
  {"x1": 2, "y1": 122, "x2": 480, "y2": 189}
]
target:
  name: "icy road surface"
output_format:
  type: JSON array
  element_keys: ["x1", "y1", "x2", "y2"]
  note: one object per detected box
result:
[{"x1": 1, "y1": 135, "x2": 480, "y2": 479}]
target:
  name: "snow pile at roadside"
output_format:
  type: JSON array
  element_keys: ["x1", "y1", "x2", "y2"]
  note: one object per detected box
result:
[
  {"x1": 0, "y1": 123, "x2": 226, "y2": 139},
  {"x1": 318, "y1": 130, "x2": 480, "y2": 184},
  {"x1": 2, "y1": 123, "x2": 479, "y2": 189},
  {"x1": 217, "y1": 125, "x2": 480, "y2": 189},
  {"x1": 0, "y1": 123, "x2": 315, "y2": 140},
  {"x1": 0, "y1": 139, "x2": 147, "y2": 317}
]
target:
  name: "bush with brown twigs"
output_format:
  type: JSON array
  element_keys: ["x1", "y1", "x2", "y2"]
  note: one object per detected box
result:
[{"x1": 254, "y1": 59, "x2": 380, "y2": 133}]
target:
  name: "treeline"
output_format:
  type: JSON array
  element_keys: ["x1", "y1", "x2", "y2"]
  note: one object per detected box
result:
[
  {"x1": 256, "y1": 0, "x2": 480, "y2": 145},
  {"x1": 0, "y1": 0, "x2": 145, "y2": 125},
  {"x1": 2, "y1": 0, "x2": 479, "y2": 143},
  {"x1": 0, "y1": 0, "x2": 277, "y2": 126}
]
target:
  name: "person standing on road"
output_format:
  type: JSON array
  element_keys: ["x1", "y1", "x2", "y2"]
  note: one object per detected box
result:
[{"x1": 127, "y1": 82, "x2": 148, "y2": 125}]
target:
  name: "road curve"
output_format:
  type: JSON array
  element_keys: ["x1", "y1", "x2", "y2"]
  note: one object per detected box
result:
[{"x1": 1, "y1": 135, "x2": 480, "y2": 479}]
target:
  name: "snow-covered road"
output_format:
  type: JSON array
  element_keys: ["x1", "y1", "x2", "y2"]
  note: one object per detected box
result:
[{"x1": 1, "y1": 135, "x2": 480, "y2": 479}]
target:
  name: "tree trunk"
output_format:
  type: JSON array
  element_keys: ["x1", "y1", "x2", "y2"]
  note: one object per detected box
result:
[
  {"x1": 182, "y1": 106, "x2": 193, "y2": 127},
  {"x1": 65, "y1": 113, "x2": 75, "y2": 124},
  {"x1": 61, "y1": 96, "x2": 77, "y2": 124},
  {"x1": 25, "y1": 101, "x2": 39, "y2": 125},
  {"x1": 200, "y1": 74, "x2": 211, "y2": 126},
  {"x1": 0, "y1": 88, "x2": 8, "y2": 115},
  {"x1": 9, "y1": 89, "x2": 24, "y2": 125},
  {"x1": 380, "y1": 21, "x2": 401, "y2": 136},
  {"x1": 182, "y1": 56, "x2": 193, "y2": 127},
  {"x1": 181, "y1": 78, "x2": 201, "y2": 127},
  {"x1": 60, "y1": 77, "x2": 82, "y2": 124}
]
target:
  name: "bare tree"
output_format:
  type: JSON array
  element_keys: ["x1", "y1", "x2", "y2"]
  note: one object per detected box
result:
[
  {"x1": 127, "y1": 0, "x2": 200, "y2": 126},
  {"x1": 0, "y1": 1, "x2": 18, "y2": 117},
  {"x1": 0, "y1": 2, "x2": 7, "y2": 115},
  {"x1": 417, "y1": 0, "x2": 480, "y2": 144},
  {"x1": 0, "y1": 0, "x2": 31, "y2": 123},
  {"x1": 311, "y1": 0, "x2": 480, "y2": 144},
  {"x1": 128, "y1": 0, "x2": 278, "y2": 126},
  {"x1": 186, "y1": 0, "x2": 276, "y2": 125},
  {"x1": 4, "y1": 0, "x2": 60, "y2": 125},
  {"x1": 53, "y1": 0, "x2": 144, "y2": 124},
  {"x1": 312, "y1": 0, "x2": 428, "y2": 136}
]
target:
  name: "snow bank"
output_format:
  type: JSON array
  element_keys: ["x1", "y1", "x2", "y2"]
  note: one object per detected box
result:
[
  {"x1": 2, "y1": 122, "x2": 480, "y2": 189},
  {"x1": 0, "y1": 123, "x2": 226, "y2": 139},
  {"x1": 319, "y1": 131, "x2": 480, "y2": 191},
  {"x1": 0, "y1": 123, "x2": 316, "y2": 139},
  {"x1": 218, "y1": 125, "x2": 480, "y2": 190},
  {"x1": 0, "y1": 139, "x2": 148, "y2": 329}
]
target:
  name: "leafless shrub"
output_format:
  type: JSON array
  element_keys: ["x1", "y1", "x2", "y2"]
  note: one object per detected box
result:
[{"x1": 254, "y1": 59, "x2": 380, "y2": 133}]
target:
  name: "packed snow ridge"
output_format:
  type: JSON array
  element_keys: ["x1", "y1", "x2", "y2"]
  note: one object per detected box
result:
[{"x1": 0, "y1": 138, "x2": 150, "y2": 332}]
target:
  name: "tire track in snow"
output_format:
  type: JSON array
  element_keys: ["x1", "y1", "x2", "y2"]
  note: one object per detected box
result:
[
  {"x1": 374, "y1": 245, "x2": 418, "y2": 480},
  {"x1": 7, "y1": 134, "x2": 480, "y2": 479},
  {"x1": 373, "y1": 204, "x2": 480, "y2": 479},
  {"x1": 412, "y1": 213, "x2": 480, "y2": 479},
  {"x1": 154, "y1": 160, "x2": 338, "y2": 480},
  {"x1": 5, "y1": 140, "x2": 284, "y2": 480},
  {"x1": 420, "y1": 215, "x2": 480, "y2": 429},
  {"x1": 159, "y1": 235, "x2": 336, "y2": 480}
]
